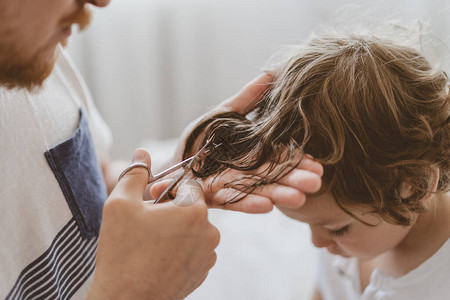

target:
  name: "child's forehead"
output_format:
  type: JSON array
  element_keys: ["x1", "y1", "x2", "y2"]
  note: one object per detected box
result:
[{"x1": 300, "y1": 192, "x2": 352, "y2": 226}]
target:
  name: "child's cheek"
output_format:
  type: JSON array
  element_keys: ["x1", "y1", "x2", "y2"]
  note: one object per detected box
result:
[{"x1": 337, "y1": 232, "x2": 384, "y2": 259}]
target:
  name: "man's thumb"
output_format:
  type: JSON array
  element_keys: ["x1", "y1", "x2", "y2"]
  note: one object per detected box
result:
[{"x1": 111, "y1": 148, "x2": 152, "y2": 200}]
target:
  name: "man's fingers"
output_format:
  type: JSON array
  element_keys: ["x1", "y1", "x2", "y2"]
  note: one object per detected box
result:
[
  {"x1": 150, "y1": 179, "x2": 206, "y2": 207},
  {"x1": 246, "y1": 154, "x2": 323, "y2": 177},
  {"x1": 202, "y1": 161, "x2": 322, "y2": 194},
  {"x1": 276, "y1": 169, "x2": 322, "y2": 194},
  {"x1": 296, "y1": 155, "x2": 324, "y2": 176},
  {"x1": 206, "y1": 168, "x2": 319, "y2": 210},
  {"x1": 110, "y1": 148, "x2": 152, "y2": 201},
  {"x1": 220, "y1": 73, "x2": 274, "y2": 114},
  {"x1": 200, "y1": 156, "x2": 322, "y2": 211},
  {"x1": 149, "y1": 180, "x2": 171, "y2": 199},
  {"x1": 209, "y1": 188, "x2": 273, "y2": 213},
  {"x1": 210, "y1": 182, "x2": 307, "y2": 211},
  {"x1": 249, "y1": 183, "x2": 307, "y2": 208}
]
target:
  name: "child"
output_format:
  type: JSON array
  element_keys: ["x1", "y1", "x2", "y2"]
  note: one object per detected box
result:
[{"x1": 183, "y1": 30, "x2": 450, "y2": 299}]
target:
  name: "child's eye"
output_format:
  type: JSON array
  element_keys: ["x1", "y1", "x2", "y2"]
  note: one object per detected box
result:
[{"x1": 328, "y1": 225, "x2": 350, "y2": 237}]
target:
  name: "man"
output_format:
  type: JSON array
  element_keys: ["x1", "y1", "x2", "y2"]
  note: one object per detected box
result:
[{"x1": 0, "y1": 0, "x2": 322, "y2": 299}]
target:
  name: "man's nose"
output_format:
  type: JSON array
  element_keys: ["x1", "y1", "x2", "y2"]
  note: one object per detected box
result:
[
  {"x1": 310, "y1": 225, "x2": 334, "y2": 248},
  {"x1": 87, "y1": 0, "x2": 110, "y2": 8}
]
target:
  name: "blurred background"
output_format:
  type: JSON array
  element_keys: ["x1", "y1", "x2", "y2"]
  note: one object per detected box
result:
[{"x1": 66, "y1": 0, "x2": 449, "y2": 299}]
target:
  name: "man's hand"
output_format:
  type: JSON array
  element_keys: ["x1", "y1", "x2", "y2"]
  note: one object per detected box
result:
[
  {"x1": 165, "y1": 73, "x2": 323, "y2": 213},
  {"x1": 151, "y1": 155, "x2": 322, "y2": 213},
  {"x1": 200, "y1": 154, "x2": 322, "y2": 213},
  {"x1": 87, "y1": 149, "x2": 220, "y2": 300},
  {"x1": 219, "y1": 72, "x2": 274, "y2": 114}
]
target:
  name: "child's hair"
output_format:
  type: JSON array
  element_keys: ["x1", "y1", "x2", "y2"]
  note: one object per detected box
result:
[{"x1": 183, "y1": 32, "x2": 450, "y2": 226}]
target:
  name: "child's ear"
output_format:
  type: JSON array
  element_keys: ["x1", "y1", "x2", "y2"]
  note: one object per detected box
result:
[
  {"x1": 399, "y1": 166, "x2": 440, "y2": 202},
  {"x1": 399, "y1": 181, "x2": 414, "y2": 199},
  {"x1": 424, "y1": 167, "x2": 440, "y2": 202}
]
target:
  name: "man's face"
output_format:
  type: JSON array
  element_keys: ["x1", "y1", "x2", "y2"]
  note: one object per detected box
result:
[
  {"x1": 278, "y1": 192, "x2": 413, "y2": 261},
  {"x1": 0, "y1": 0, "x2": 109, "y2": 90}
]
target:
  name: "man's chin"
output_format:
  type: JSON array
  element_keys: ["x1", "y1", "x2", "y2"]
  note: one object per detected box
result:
[{"x1": 0, "y1": 49, "x2": 59, "y2": 91}]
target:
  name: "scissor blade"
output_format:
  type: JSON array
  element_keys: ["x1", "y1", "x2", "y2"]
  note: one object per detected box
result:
[
  {"x1": 148, "y1": 156, "x2": 194, "y2": 184},
  {"x1": 153, "y1": 169, "x2": 187, "y2": 204},
  {"x1": 152, "y1": 136, "x2": 214, "y2": 204},
  {"x1": 184, "y1": 138, "x2": 213, "y2": 170}
]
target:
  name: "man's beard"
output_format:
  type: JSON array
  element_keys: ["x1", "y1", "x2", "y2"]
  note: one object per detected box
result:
[
  {"x1": 0, "y1": 6, "x2": 92, "y2": 91},
  {"x1": 0, "y1": 49, "x2": 57, "y2": 91}
]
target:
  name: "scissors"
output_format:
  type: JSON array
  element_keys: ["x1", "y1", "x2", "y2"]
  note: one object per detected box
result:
[{"x1": 149, "y1": 138, "x2": 214, "y2": 204}]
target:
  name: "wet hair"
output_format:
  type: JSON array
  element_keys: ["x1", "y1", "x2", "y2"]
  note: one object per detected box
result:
[{"x1": 183, "y1": 33, "x2": 450, "y2": 226}]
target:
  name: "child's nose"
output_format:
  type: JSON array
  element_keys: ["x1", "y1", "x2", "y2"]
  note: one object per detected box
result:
[{"x1": 310, "y1": 225, "x2": 334, "y2": 248}]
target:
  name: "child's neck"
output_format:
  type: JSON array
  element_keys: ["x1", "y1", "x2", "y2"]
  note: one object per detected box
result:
[{"x1": 373, "y1": 191, "x2": 450, "y2": 277}]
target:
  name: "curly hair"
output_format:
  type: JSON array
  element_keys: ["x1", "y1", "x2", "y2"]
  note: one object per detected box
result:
[{"x1": 183, "y1": 33, "x2": 450, "y2": 226}]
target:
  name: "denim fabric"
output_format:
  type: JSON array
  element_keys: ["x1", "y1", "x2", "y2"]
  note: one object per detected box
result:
[{"x1": 45, "y1": 110, "x2": 107, "y2": 239}]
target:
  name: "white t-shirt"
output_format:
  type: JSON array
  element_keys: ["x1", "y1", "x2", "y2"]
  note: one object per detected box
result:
[
  {"x1": 317, "y1": 238, "x2": 450, "y2": 300},
  {"x1": 0, "y1": 46, "x2": 112, "y2": 299}
]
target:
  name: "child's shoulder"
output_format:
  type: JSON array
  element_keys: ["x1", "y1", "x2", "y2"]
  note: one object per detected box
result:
[
  {"x1": 318, "y1": 239, "x2": 450, "y2": 300},
  {"x1": 368, "y1": 238, "x2": 450, "y2": 298}
]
